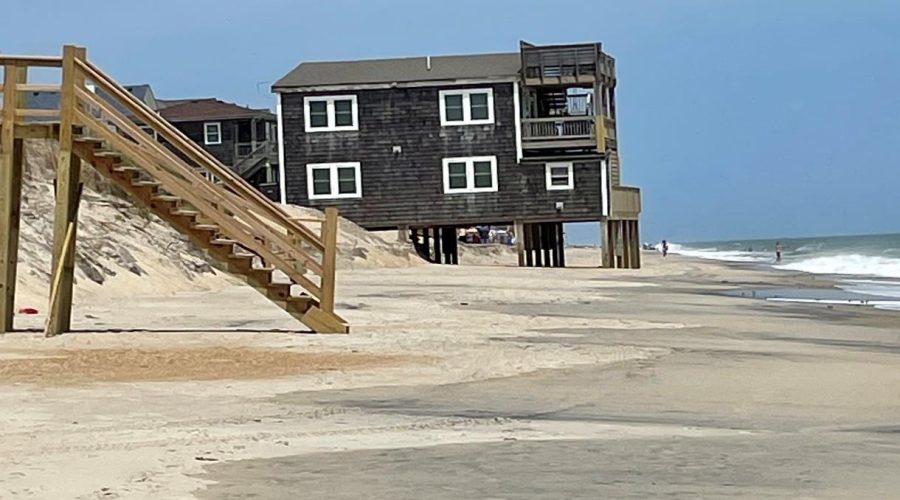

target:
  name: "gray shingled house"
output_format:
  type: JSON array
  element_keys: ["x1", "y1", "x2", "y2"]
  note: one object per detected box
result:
[{"x1": 272, "y1": 40, "x2": 642, "y2": 268}]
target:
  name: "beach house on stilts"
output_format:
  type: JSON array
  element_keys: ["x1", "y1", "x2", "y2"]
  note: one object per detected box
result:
[{"x1": 273, "y1": 40, "x2": 642, "y2": 268}]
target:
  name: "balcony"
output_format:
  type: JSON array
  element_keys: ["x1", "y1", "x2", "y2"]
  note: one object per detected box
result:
[
  {"x1": 521, "y1": 116, "x2": 616, "y2": 152},
  {"x1": 610, "y1": 186, "x2": 641, "y2": 220}
]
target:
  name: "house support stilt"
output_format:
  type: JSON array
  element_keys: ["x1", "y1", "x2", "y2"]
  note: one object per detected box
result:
[
  {"x1": 409, "y1": 226, "x2": 459, "y2": 264},
  {"x1": 602, "y1": 218, "x2": 640, "y2": 269},
  {"x1": 517, "y1": 222, "x2": 565, "y2": 268}
]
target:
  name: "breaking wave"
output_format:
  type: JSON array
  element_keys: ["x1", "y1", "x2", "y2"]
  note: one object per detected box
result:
[
  {"x1": 669, "y1": 234, "x2": 900, "y2": 308},
  {"x1": 774, "y1": 254, "x2": 900, "y2": 279},
  {"x1": 665, "y1": 244, "x2": 772, "y2": 263}
]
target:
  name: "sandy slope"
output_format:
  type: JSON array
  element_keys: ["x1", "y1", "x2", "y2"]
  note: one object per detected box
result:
[{"x1": 12, "y1": 140, "x2": 422, "y2": 312}]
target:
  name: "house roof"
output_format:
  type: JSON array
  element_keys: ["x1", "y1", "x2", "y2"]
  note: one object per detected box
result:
[
  {"x1": 273, "y1": 52, "x2": 521, "y2": 90},
  {"x1": 156, "y1": 98, "x2": 275, "y2": 122}
]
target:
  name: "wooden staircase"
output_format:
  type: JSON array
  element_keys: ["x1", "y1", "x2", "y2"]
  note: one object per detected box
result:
[{"x1": 0, "y1": 46, "x2": 348, "y2": 335}]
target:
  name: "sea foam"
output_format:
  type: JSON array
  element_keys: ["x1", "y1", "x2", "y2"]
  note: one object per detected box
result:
[{"x1": 774, "y1": 254, "x2": 900, "y2": 279}]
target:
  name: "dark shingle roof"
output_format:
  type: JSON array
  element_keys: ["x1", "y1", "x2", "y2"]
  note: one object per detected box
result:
[
  {"x1": 273, "y1": 52, "x2": 521, "y2": 90},
  {"x1": 157, "y1": 98, "x2": 274, "y2": 122}
]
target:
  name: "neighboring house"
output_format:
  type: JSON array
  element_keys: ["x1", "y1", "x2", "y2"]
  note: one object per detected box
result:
[
  {"x1": 272, "y1": 40, "x2": 642, "y2": 268},
  {"x1": 156, "y1": 98, "x2": 280, "y2": 199}
]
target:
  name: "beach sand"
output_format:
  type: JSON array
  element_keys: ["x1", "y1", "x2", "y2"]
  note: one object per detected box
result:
[{"x1": 1, "y1": 251, "x2": 898, "y2": 498}]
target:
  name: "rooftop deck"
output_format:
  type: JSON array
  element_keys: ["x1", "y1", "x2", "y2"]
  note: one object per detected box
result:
[{"x1": 520, "y1": 41, "x2": 615, "y2": 86}]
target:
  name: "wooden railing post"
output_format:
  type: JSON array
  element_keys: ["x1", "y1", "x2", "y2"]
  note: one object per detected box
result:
[
  {"x1": 46, "y1": 45, "x2": 85, "y2": 337},
  {"x1": 319, "y1": 207, "x2": 339, "y2": 314},
  {"x1": 595, "y1": 115, "x2": 606, "y2": 152},
  {"x1": 0, "y1": 63, "x2": 27, "y2": 333}
]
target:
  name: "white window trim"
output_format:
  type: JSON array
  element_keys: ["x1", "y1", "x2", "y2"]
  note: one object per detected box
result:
[
  {"x1": 601, "y1": 158, "x2": 609, "y2": 217},
  {"x1": 439, "y1": 88, "x2": 494, "y2": 126},
  {"x1": 303, "y1": 95, "x2": 359, "y2": 132},
  {"x1": 306, "y1": 162, "x2": 362, "y2": 200},
  {"x1": 545, "y1": 162, "x2": 574, "y2": 191},
  {"x1": 203, "y1": 122, "x2": 222, "y2": 145},
  {"x1": 513, "y1": 83, "x2": 522, "y2": 161},
  {"x1": 276, "y1": 93, "x2": 287, "y2": 204},
  {"x1": 442, "y1": 156, "x2": 498, "y2": 194}
]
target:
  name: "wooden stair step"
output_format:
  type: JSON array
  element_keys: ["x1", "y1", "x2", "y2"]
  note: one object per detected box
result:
[
  {"x1": 245, "y1": 267, "x2": 276, "y2": 282},
  {"x1": 210, "y1": 238, "x2": 237, "y2": 246},
  {"x1": 170, "y1": 208, "x2": 200, "y2": 217},
  {"x1": 265, "y1": 282, "x2": 293, "y2": 299},
  {"x1": 74, "y1": 136, "x2": 104, "y2": 145},
  {"x1": 191, "y1": 223, "x2": 219, "y2": 232},
  {"x1": 132, "y1": 180, "x2": 161, "y2": 188},
  {"x1": 279, "y1": 295, "x2": 317, "y2": 315},
  {"x1": 94, "y1": 151, "x2": 122, "y2": 159},
  {"x1": 112, "y1": 165, "x2": 141, "y2": 173},
  {"x1": 151, "y1": 194, "x2": 180, "y2": 203}
]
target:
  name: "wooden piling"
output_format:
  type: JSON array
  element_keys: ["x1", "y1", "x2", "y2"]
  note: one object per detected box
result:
[
  {"x1": 46, "y1": 45, "x2": 85, "y2": 336},
  {"x1": 515, "y1": 221, "x2": 525, "y2": 267},
  {"x1": 319, "y1": 207, "x2": 339, "y2": 314},
  {"x1": 433, "y1": 226, "x2": 442, "y2": 264},
  {"x1": 524, "y1": 223, "x2": 534, "y2": 267},
  {"x1": 0, "y1": 64, "x2": 27, "y2": 333},
  {"x1": 556, "y1": 223, "x2": 566, "y2": 268}
]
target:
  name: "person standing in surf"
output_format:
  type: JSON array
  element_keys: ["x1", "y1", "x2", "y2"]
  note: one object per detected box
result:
[
  {"x1": 661, "y1": 240, "x2": 669, "y2": 257},
  {"x1": 775, "y1": 241, "x2": 784, "y2": 263}
]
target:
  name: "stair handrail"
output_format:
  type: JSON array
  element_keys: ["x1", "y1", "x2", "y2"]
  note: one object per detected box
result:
[
  {"x1": 72, "y1": 88, "x2": 327, "y2": 285},
  {"x1": 70, "y1": 104, "x2": 325, "y2": 292},
  {"x1": 73, "y1": 56, "x2": 323, "y2": 250}
]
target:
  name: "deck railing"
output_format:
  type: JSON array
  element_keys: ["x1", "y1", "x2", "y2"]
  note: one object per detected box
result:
[
  {"x1": 521, "y1": 43, "x2": 601, "y2": 81},
  {"x1": 522, "y1": 116, "x2": 595, "y2": 140},
  {"x1": 235, "y1": 140, "x2": 277, "y2": 159}
]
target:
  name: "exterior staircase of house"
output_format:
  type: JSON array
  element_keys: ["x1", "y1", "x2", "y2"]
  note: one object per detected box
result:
[{"x1": 0, "y1": 46, "x2": 347, "y2": 335}]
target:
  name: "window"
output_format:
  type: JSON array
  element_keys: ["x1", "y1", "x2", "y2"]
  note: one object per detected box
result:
[
  {"x1": 545, "y1": 162, "x2": 574, "y2": 191},
  {"x1": 204, "y1": 122, "x2": 221, "y2": 145},
  {"x1": 439, "y1": 89, "x2": 494, "y2": 126},
  {"x1": 306, "y1": 162, "x2": 362, "y2": 199},
  {"x1": 304, "y1": 95, "x2": 358, "y2": 132},
  {"x1": 442, "y1": 156, "x2": 498, "y2": 194}
]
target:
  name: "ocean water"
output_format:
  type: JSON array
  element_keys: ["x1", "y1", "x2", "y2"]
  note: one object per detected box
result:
[{"x1": 666, "y1": 233, "x2": 900, "y2": 311}]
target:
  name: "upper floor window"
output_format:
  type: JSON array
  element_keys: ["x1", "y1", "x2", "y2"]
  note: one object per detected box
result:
[
  {"x1": 439, "y1": 89, "x2": 494, "y2": 126},
  {"x1": 545, "y1": 162, "x2": 574, "y2": 191},
  {"x1": 304, "y1": 95, "x2": 358, "y2": 132},
  {"x1": 204, "y1": 122, "x2": 221, "y2": 145},
  {"x1": 442, "y1": 156, "x2": 498, "y2": 194},
  {"x1": 307, "y1": 162, "x2": 362, "y2": 200}
]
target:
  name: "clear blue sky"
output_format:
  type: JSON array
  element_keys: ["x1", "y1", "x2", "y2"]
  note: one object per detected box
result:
[{"x1": 5, "y1": 0, "x2": 899, "y2": 244}]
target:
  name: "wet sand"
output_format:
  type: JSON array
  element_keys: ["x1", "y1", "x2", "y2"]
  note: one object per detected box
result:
[{"x1": 1, "y1": 251, "x2": 898, "y2": 498}]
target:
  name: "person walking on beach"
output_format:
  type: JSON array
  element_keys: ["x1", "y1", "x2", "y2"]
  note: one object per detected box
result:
[
  {"x1": 775, "y1": 241, "x2": 784, "y2": 263},
  {"x1": 661, "y1": 240, "x2": 669, "y2": 257}
]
